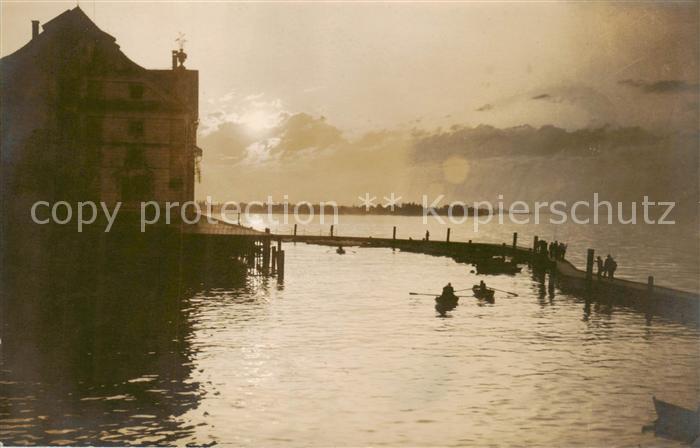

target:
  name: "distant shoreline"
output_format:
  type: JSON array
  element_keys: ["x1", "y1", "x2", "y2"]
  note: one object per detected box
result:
[{"x1": 199, "y1": 202, "x2": 497, "y2": 217}]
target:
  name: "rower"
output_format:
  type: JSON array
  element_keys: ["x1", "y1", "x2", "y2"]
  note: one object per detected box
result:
[
  {"x1": 442, "y1": 282, "x2": 455, "y2": 297},
  {"x1": 479, "y1": 280, "x2": 487, "y2": 292}
]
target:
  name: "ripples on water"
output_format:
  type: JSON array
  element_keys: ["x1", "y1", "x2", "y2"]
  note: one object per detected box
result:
[{"x1": 1, "y1": 243, "x2": 698, "y2": 446}]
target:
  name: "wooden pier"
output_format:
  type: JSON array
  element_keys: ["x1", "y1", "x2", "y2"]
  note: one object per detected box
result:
[
  {"x1": 182, "y1": 216, "x2": 286, "y2": 280},
  {"x1": 279, "y1": 230, "x2": 699, "y2": 324},
  {"x1": 188, "y1": 218, "x2": 697, "y2": 324}
]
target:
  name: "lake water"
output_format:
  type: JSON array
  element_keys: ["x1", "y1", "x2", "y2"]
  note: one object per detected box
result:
[
  {"x1": 238, "y1": 213, "x2": 700, "y2": 293},
  {"x1": 1, "y1": 217, "x2": 698, "y2": 446}
]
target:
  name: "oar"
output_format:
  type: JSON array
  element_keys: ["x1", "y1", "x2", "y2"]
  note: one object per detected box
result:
[
  {"x1": 489, "y1": 287, "x2": 518, "y2": 297},
  {"x1": 491, "y1": 288, "x2": 518, "y2": 297},
  {"x1": 409, "y1": 292, "x2": 472, "y2": 298}
]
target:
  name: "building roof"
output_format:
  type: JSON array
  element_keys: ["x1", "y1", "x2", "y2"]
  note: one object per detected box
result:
[
  {"x1": 1, "y1": 6, "x2": 197, "y2": 116},
  {"x1": 1, "y1": 6, "x2": 143, "y2": 79},
  {"x1": 41, "y1": 6, "x2": 116, "y2": 42}
]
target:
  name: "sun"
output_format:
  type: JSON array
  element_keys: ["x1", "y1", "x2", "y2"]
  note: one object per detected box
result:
[{"x1": 240, "y1": 108, "x2": 282, "y2": 132}]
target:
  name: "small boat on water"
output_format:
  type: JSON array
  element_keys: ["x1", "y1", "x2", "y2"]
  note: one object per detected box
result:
[
  {"x1": 434, "y1": 293, "x2": 458, "y2": 314},
  {"x1": 652, "y1": 396, "x2": 700, "y2": 443},
  {"x1": 336, "y1": 247, "x2": 346, "y2": 255},
  {"x1": 475, "y1": 256, "x2": 522, "y2": 275},
  {"x1": 472, "y1": 285, "x2": 495, "y2": 301},
  {"x1": 435, "y1": 294, "x2": 458, "y2": 307}
]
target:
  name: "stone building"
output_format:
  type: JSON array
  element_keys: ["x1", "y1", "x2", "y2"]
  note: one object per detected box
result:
[{"x1": 1, "y1": 6, "x2": 201, "y2": 210}]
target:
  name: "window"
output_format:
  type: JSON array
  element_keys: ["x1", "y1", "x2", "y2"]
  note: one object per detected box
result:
[
  {"x1": 128, "y1": 120, "x2": 144, "y2": 138},
  {"x1": 129, "y1": 83, "x2": 144, "y2": 99},
  {"x1": 121, "y1": 145, "x2": 152, "y2": 201}
]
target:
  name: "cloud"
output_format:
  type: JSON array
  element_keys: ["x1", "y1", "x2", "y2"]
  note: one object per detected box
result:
[
  {"x1": 200, "y1": 112, "x2": 345, "y2": 167},
  {"x1": 410, "y1": 123, "x2": 659, "y2": 162},
  {"x1": 198, "y1": 112, "x2": 414, "y2": 202},
  {"x1": 405, "y1": 123, "x2": 697, "y2": 206},
  {"x1": 197, "y1": 108, "x2": 697, "y2": 209},
  {"x1": 244, "y1": 92, "x2": 265, "y2": 101},
  {"x1": 201, "y1": 92, "x2": 288, "y2": 135},
  {"x1": 471, "y1": 84, "x2": 620, "y2": 129},
  {"x1": 275, "y1": 113, "x2": 345, "y2": 155},
  {"x1": 619, "y1": 79, "x2": 699, "y2": 94}
]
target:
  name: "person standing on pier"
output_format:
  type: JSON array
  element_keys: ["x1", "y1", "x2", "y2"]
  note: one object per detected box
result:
[
  {"x1": 549, "y1": 241, "x2": 559, "y2": 259},
  {"x1": 596, "y1": 256, "x2": 604, "y2": 278},
  {"x1": 603, "y1": 255, "x2": 611, "y2": 278},
  {"x1": 604, "y1": 255, "x2": 618, "y2": 279},
  {"x1": 559, "y1": 242, "x2": 567, "y2": 260},
  {"x1": 425, "y1": 230, "x2": 430, "y2": 241},
  {"x1": 608, "y1": 256, "x2": 618, "y2": 280}
]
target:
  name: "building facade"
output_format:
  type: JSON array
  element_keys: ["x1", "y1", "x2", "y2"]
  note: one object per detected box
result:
[{"x1": 1, "y1": 7, "x2": 201, "y2": 211}]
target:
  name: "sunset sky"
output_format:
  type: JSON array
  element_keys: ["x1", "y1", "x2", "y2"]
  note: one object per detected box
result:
[{"x1": 2, "y1": 1, "x2": 698, "y2": 203}]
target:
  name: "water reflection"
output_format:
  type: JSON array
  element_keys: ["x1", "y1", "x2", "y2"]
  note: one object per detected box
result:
[
  {"x1": 0, "y1": 230, "x2": 249, "y2": 445},
  {"x1": 1, "y1": 237, "x2": 698, "y2": 446}
]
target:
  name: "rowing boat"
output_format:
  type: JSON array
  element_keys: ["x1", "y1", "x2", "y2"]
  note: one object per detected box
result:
[
  {"x1": 435, "y1": 294, "x2": 459, "y2": 306},
  {"x1": 435, "y1": 294, "x2": 458, "y2": 314},
  {"x1": 472, "y1": 285, "x2": 495, "y2": 301}
]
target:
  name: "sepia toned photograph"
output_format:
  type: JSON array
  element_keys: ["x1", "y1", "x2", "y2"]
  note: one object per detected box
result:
[{"x1": 1, "y1": 1, "x2": 699, "y2": 446}]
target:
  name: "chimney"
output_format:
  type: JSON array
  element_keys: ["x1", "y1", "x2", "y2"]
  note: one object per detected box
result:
[
  {"x1": 172, "y1": 50, "x2": 178, "y2": 70},
  {"x1": 32, "y1": 20, "x2": 40, "y2": 39}
]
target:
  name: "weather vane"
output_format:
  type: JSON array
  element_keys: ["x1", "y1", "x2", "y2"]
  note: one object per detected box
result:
[
  {"x1": 172, "y1": 32, "x2": 188, "y2": 68},
  {"x1": 175, "y1": 32, "x2": 187, "y2": 52}
]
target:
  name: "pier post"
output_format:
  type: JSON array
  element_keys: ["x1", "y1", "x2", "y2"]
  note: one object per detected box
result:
[
  {"x1": 512, "y1": 232, "x2": 518, "y2": 249},
  {"x1": 533, "y1": 235, "x2": 539, "y2": 253},
  {"x1": 446, "y1": 228, "x2": 451, "y2": 243},
  {"x1": 393, "y1": 226, "x2": 397, "y2": 240},
  {"x1": 645, "y1": 276, "x2": 655, "y2": 319},
  {"x1": 246, "y1": 240, "x2": 254, "y2": 267},
  {"x1": 263, "y1": 228, "x2": 271, "y2": 272},
  {"x1": 277, "y1": 237, "x2": 282, "y2": 252},
  {"x1": 293, "y1": 224, "x2": 297, "y2": 240},
  {"x1": 330, "y1": 225, "x2": 334, "y2": 237},
  {"x1": 585, "y1": 248, "x2": 594, "y2": 282},
  {"x1": 271, "y1": 246, "x2": 277, "y2": 272},
  {"x1": 278, "y1": 250, "x2": 285, "y2": 280}
]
